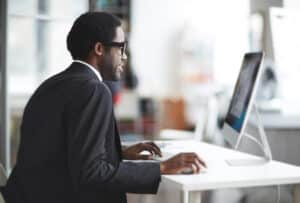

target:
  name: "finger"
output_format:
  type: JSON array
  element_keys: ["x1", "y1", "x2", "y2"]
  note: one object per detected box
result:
[
  {"x1": 191, "y1": 163, "x2": 198, "y2": 174},
  {"x1": 181, "y1": 163, "x2": 197, "y2": 174},
  {"x1": 142, "y1": 143, "x2": 162, "y2": 157},
  {"x1": 139, "y1": 144, "x2": 155, "y2": 155},
  {"x1": 144, "y1": 142, "x2": 162, "y2": 157},
  {"x1": 179, "y1": 156, "x2": 204, "y2": 172},
  {"x1": 195, "y1": 155, "x2": 207, "y2": 168},
  {"x1": 183, "y1": 160, "x2": 200, "y2": 173},
  {"x1": 146, "y1": 142, "x2": 162, "y2": 154},
  {"x1": 181, "y1": 153, "x2": 207, "y2": 168}
]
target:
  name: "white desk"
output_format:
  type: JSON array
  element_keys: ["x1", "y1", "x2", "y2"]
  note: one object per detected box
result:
[{"x1": 128, "y1": 140, "x2": 300, "y2": 203}]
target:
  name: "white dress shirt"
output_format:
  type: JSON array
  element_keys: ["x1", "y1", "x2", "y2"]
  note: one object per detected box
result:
[{"x1": 73, "y1": 60, "x2": 103, "y2": 82}]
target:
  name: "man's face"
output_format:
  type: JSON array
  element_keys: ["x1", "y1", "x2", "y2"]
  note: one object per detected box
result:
[{"x1": 100, "y1": 26, "x2": 127, "y2": 81}]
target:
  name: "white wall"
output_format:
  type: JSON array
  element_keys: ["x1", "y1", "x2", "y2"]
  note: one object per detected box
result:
[
  {"x1": 130, "y1": 0, "x2": 250, "y2": 97},
  {"x1": 130, "y1": 0, "x2": 186, "y2": 97},
  {"x1": 284, "y1": 0, "x2": 300, "y2": 8},
  {"x1": 250, "y1": 0, "x2": 283, "y2": 59}
]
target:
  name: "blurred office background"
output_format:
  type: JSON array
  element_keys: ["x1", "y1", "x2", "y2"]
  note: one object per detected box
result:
[{"x1": 1, "y1": 0, "x2": 300, "y2": 202}]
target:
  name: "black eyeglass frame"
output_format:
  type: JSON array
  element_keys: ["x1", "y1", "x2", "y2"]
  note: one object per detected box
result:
[{"x1": 101, "y1": 41, "x2": 127, "y2": 56}]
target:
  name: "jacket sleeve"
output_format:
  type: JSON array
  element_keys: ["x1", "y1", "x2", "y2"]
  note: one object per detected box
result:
[{"x1": 65, "y1": 81, "x2": 161, "y2": 194}]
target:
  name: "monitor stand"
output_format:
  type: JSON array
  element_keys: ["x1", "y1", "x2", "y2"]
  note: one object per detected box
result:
[{"x1": 226, "y1": 103, "x2": 273, "y2": 166}]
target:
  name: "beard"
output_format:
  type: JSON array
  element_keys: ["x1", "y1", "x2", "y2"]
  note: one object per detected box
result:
[{"x1": 99, "y1": 54, "x2": 122, "y2": 81}]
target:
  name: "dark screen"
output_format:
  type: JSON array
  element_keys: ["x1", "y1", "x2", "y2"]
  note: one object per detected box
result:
[{"x1": 224, "y1": 52, "x2": 263, "y2": 132}]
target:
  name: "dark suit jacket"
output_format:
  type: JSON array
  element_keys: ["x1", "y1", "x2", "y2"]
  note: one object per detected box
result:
[{"x1": 2, "y1": 62, "x2": 161, "y2": 203}]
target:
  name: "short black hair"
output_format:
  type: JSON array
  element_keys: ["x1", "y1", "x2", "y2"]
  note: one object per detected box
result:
[{"x1": 67, "y1": 12, "x2": 121, "y2": 60}]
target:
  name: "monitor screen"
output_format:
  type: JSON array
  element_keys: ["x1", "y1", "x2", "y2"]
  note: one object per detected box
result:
[{"x1": 224, "y1": 52, "x2": 263, "y2": 132}]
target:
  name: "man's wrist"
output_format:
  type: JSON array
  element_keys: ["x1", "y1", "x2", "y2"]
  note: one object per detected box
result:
[{"x1": 121, "y1": 150, "x2": 129, "y2": 159}]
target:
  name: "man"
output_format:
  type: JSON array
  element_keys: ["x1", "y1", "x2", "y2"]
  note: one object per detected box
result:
[{"x1": 2, "y1": 12, "x2": 206, "y2": 203}]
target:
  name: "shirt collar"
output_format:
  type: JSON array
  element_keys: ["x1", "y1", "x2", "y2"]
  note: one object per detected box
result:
[{"x1": 73, "y1": 60, "x2": 103, "y2": 82}]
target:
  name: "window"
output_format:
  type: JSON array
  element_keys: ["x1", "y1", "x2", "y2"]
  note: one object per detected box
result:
[{"x1": 7, "y1": 0, "x2": 88, "y2": 168}]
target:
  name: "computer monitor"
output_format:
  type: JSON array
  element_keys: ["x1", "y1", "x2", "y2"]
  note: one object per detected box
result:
[{"x1": 221, "y1": 52, "x2": 272, "y2": 166}]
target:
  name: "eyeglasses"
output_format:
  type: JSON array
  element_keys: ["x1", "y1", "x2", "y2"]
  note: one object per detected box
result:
[{"x1": 101, "y1": 41, "x2": 127, "y2": 56}]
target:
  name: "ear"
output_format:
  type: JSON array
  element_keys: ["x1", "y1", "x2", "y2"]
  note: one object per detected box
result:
[{"x1": 94, "y1": 42, "x2": 103, "y2": 56}]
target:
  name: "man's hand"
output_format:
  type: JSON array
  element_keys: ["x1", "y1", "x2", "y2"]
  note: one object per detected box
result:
[
  {"x1": 160, "y1": 153, "x2": 206, "y2": 174},
  {"x1": 122, "y1": 142, "x2": 162, "y2": 160}
]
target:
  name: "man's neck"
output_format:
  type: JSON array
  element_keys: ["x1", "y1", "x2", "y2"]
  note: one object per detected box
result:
[{"x1": 73, "y1": 59, "x2": 103, "y2": 82}]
